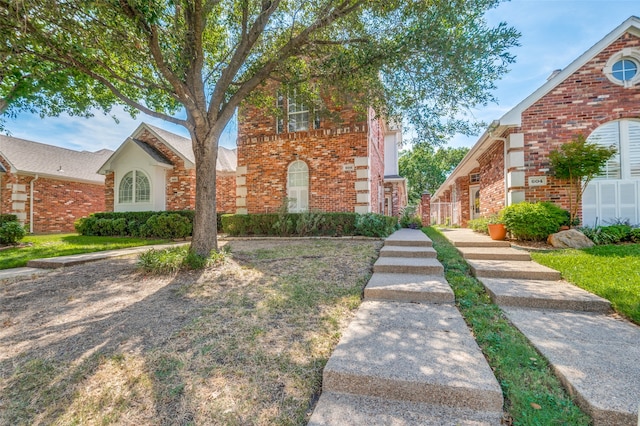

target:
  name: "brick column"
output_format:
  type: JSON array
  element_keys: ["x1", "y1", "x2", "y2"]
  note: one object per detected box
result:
[{"x1": 421, "y1": 192, "x2": 431, "y2": 226}]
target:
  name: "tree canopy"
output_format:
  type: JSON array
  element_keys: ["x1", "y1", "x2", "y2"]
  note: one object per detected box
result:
[
  {"x1": 399, "y1": 145, "x2": 470, "y2": 204},
  {"x1": 0, "y1": 0, "x2": 519, "y2": 256}
]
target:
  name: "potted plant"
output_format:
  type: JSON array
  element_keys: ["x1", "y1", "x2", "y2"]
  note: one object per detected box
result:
[{"x1": 486, "y1": 213, "x2": 507, "y2": 240}]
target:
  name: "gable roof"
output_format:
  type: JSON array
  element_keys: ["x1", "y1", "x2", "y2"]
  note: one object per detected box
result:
[
  {"x1": 0, "y1": 135, "x2": 113, "y2": 184},
  {"x1": 432, "y1": 15, "x2": 640, "y2": 200},
  {"x1": 501, "y1": 15, "x2": 640, "y2": 126},
  {"x1": 99, "y1": 122, "x2": 236, "y2": 174}
]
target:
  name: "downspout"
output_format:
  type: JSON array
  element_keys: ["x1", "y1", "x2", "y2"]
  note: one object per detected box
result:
[{"x1": 30, "y1": 174, "x2": 38, "y2": 233}]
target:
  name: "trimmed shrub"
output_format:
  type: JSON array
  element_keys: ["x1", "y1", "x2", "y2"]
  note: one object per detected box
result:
[
  {"x1": 318, "y1": 213, "x2": 357, "y2": 236},
  {"x1": 502, "y1": 202, "x2": 569, "y2": 241},
  {"x1": 467, "y1": 217, "x2": 489, "y2": 234},
  {"x1": 354, "y1": 213, "x2": 398, "y2": 238},
  {"x1": 221, "y1": 212, "x2": 390, "y2": 237},
  {"x1": 75, "y1": 210, "x2": 225, "y2": 237},
  {"x1": 0, "y1": 221, "x2": 27, "y2": 244},
  {"x1": 144, "y1": 214, "x2": 192, "y2": 239},
  {"x1": 295, "y1": 210, "x2": 325, "y2": 236},
  {"x1": 0, "y1": 214, "x2": 18, "y2": 224},
  {"x1": 631, "y1": 228, "x2": 640, "y2": 243}
]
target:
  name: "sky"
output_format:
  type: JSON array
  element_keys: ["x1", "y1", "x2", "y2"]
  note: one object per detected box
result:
[{"x1": 3, "y1": 0, "x2": 639, "y2": 153}]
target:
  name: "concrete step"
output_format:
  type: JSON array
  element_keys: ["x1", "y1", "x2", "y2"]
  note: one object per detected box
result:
[
  {"x1": 309, "y1": 392, "x2": 503, "y2": 425},
  {"x1": 467, "y1": 259, "x2": 561, "y2": 281},
  {"x1": 0, "y1": 267, "x2": 51, "y2": 282},
  {"x1": 26, "y1": 242, "x2": 188, "y2": 269},
  {"x1": 503, "y1": 308, "x2": 640, "y2": 426},
  {"x1": 457, "y1": 246, "x2": 531, "y2": 261},
  {"x1": 321, "y1": 301, "x2": 503, "y2": 412},
  {"x1": 364, "y1": 273, "x2": 454, "y2": 304},
  {"x1": 479, "y1": 277, "x2": 611, "y2": 313},
  {"x1": 439, "y1": 228, "x2": 511, "y2": 248},
  {"x1": 373, "y1": 257, "x2": 444, "y2": 275},
  {"x1": 379, "y1": 245, "x2": 437, "y2": 258},
  {"x1": 384, "y1": 228, "x2": 433, "y2": 247}
]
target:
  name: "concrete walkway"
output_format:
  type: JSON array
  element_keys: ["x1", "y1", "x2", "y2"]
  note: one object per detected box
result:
[
  {"x1": 0, "y1": 242, "x2": 189, "y2": 281},
  {"x1": 441, "y1": 227, "x2": 640, "y2": 426},
  {"x1": 309, "y1": 229, "x2": 504, "y2": 425}
]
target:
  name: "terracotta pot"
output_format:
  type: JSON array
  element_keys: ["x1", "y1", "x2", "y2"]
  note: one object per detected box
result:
[{"x1": 487, "y1": 223, "x2": 507, "y2": 240}]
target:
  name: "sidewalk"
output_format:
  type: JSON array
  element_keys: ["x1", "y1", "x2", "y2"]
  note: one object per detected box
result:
[
  {"x1": 0, "y1": 242, "x2": 189, "y2": 281},
  {"x1": 310, "y1": 229, "x2": 504, "y2": 425},
  {"x1": 441, "y1": 227, "x2": 639, "y2": 426}
]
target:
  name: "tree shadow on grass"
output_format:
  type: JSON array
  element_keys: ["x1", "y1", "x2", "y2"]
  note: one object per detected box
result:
[
  {"x1": 0, "y1": 239, "x2": 380, "y2": 425},
  {"x1": 0, "y1": 258, "x2": 205, "y2": 424}
]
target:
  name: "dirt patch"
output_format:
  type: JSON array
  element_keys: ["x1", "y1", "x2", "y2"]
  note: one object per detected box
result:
[{"x1": 0, "y1": 238, "x2": 381, "y2": 425}]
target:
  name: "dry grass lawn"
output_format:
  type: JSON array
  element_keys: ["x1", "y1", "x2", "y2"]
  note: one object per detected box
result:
[{"x1": 0, "y1": 238, "x2": 381, "y2": 425}]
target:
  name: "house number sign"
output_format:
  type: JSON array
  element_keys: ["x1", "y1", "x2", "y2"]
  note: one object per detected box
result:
[{"x1": 528, "y1": 176, "x2": 547, "y2": 187}]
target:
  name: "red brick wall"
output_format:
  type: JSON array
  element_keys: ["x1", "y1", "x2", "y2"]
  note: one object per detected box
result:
[
  {"x1": 515, "y1": 32, "x2": 640, "y2": 213},
  {"x1": 368, "y1": 108, "x2": 386, "y2": 214},
  {"x1": 0, "y1": 169, "x2": 106, "y2": 233},
  {"x1": 478, "y1": 140, "x2": 506, "y2": 215},
  {"x1": 31, "y1": 177, "x2": 106, "y2": 233},
  {"x1": 455, "y1": 175, "x2": 471, "y2": 226},
  {"x1": 0, "y1": 155, "x2": 17, "y2": 219},
  {"x1": 216, "y1": 174, "x2": 236, "y2": 213},
  {"x1": 104, "y1": 173, "x2": 114, "y2": 212},
  {"x1": 237, "y1": 90, "x2": 371, "y2": 213},
  {"x1": 420, "y1": 192, "x2": 431, "y2": 225}
]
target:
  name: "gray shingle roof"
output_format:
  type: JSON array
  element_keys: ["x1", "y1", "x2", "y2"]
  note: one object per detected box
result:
[
  {"x1": 0, "y1": 135, "x2": 113, "y2": 183},
  {"x1": 142, "y1": 123, "x2": 236, "y2": 173},
  {"x1": 132, "y1": 139, "x2": 173, "y2": 166}
]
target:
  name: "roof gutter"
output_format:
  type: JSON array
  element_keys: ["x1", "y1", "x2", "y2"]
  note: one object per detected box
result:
[{"x1": 431, "y1": 120, "x2": 502, "y2": 200}]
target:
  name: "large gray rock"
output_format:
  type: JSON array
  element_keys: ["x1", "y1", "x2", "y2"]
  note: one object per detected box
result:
[{"x1": 547, "y1": 229, "x2": 594, "y2": 249}]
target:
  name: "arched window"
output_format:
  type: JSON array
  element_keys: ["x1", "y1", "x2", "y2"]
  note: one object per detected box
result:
[
  {"x1": 588, "y1": 120, "x2": 640, "y2": 179},
  {"x1": 287, "y1": 160, "x2": 309, "y2": 212},
  {"x1": 118, "y1": 170, "x2": 151, "y2": 204}
]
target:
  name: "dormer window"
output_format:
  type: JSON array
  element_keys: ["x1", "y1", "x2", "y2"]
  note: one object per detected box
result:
[
  {"x1": 276, "y1": 91, "x2": 321, "y2": 133},
  {"x1": 604, "y1": 49, "x2": 640, "y2": 88}
]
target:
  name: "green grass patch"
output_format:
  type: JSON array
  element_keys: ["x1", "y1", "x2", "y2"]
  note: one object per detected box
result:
[
  {"x1": 1, "y1": 234, "x2": 169, "y2": 270},
  {"x1": 424, "y1": 227, "x2": 590, "y2": 425},
  {"x1": 531, "y1": 244, "x2": 640, "y2": 324},
  {"x1": 137, "y1": 245, "x2": 229, "y2": 273}
]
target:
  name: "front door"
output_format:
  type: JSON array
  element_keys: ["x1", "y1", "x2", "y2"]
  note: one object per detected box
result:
[{"x1": 470, "y1": 186, "x2": 481, "y2": 220}]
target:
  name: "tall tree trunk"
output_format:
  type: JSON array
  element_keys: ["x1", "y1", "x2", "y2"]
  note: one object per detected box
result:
[{"x1": 190, "y1": 126, "x2": 220, "y2": 257}]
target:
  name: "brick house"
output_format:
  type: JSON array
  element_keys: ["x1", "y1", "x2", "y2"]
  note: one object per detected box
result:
[
  {"x1": 432, "y1": 16, "x2": 640, "y2": 227},
  {"x1": 98, "y1": 123, "x2": 237, "y2": 213},
  {"x1": 236, "y1": 89, "x2": 407, "y2": 216},
  {"x1": 0, "y1": 136, "x2": 112, "y2": 233}
]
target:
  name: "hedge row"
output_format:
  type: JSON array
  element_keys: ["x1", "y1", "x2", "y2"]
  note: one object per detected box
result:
[
  {"x1": 221, "y1": 212, "x2": 398, "y2": 237},
  {"x1": 76, "y1": 210, "x2": 399, "y2": 239},
  {"x1": 75, "y1": 210, "x2": 225, "y2": 239}
]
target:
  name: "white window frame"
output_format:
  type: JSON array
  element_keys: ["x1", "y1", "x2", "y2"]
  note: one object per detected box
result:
[
  {"x1": 276, "y1": 91, "x2": 321, "y2": 133},
  {"x1": 589, "y1": 119, "x2": 640, "y2": 180},
  {"x1": 603, "y1": 48, "x2": 640, "y2": 88},
  {"x1": 118, "y1": 170, "x2": 151, "y2": 204},
  {"x1": 287, "y1": 160, "x2": 309, "y2": 213}
]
